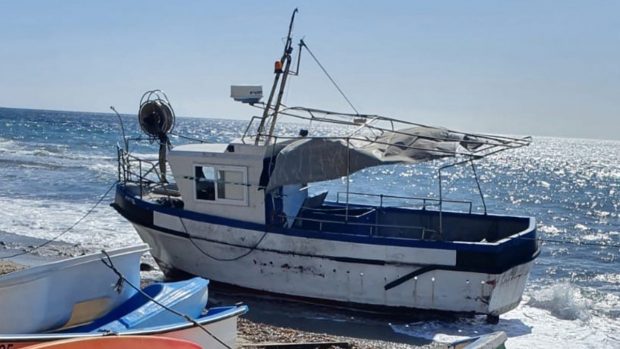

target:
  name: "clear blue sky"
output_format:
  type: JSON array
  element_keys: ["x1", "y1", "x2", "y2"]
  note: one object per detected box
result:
[{"x1": 0, "y1": 1, "x2": 618, "y2": 140}]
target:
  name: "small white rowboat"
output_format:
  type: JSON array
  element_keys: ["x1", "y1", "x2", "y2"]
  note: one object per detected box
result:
[{"x1": 0, "y1": 244, "x2": 149, "y2": 333}]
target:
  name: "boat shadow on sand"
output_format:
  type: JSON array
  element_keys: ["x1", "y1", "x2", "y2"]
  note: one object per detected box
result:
[{"x1": 208, "y1": 287, "x2": 533, "y2": 346}]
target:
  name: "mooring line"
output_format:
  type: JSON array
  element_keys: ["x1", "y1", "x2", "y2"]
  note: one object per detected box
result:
[{"x1": 100, "y1": 251, "x2": 233, "y2": 349}]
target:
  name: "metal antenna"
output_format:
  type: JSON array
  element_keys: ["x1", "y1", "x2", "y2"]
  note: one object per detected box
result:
[
  {"x1": 110, "y1": 106, "x2": 128, "y2": 151},
  {"x1": 255, "y1": 8, "x2": 299, "y2": 145}
]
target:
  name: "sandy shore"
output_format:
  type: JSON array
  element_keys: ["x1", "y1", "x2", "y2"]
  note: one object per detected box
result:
[
  {"x1": 0, "y1": 260, "x2": 25, "y2": 274},
  {"x1": 0, "y1": 237, "x2": 440, "y2": 349},
  {"x1": 237, "y1": 317, "x2": 440, "y2": 349}
]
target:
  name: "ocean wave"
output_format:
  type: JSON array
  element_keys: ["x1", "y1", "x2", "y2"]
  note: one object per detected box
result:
[
  {"x1": 0, "y1": 158, "x2": 66, "y2": 170},
  {"x1": 0, "y1": 156, "x2": 116, "y2": 174},
  {"x1": 0, "y1": 137, "x2": 15, "y2": 147},
  {"x1": 0, "y1": 143, "x2": 116, "y2": 173},
  {"x1": 392, "y1": 290, "x2": 620, "y2": 348},
  {"x1": 538, "y1": 224, "x2": 564, "y2": 235},
  {"x1": 526, "y1": 283, "x2": 591, "y2": 321},
  {"x1": 580, "y1": 232, "x2": 613, "y2": 242},
  {"x1": 0, "y1": 137, "x2": 113, "y2": 162},
  {"x1": 0, "y1": 197, "x2": 139, "y2": 249},
  {"x1": 86, "y1": 162, "x2": 119, "y2": 175},
  {"x1": 0, "y1": 138, "x2": 21, "y2": 153},
  {"x1": 16, "y1": 148, "x2": 113, "y2": 162}
]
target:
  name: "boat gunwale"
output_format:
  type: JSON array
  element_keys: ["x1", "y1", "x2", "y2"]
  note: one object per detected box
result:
[
  {"x1": 115, "y1": 183, "x2": 537, "y2": 254},
  {"x1": 0, "y1": 305, "x2": 248, "y2": 342},
  {"x1": 114, "y1": 185, "x2": 541, "y2": 277},
  {"x1": 0, "y1": 244, "x2": 149, "y2": 286}
]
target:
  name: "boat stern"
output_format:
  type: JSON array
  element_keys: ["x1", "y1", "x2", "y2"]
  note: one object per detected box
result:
[
  {"x1": 486, "y1": 224, "x2": 540, "y2": 317},
  {"x1": 486, "y1": 259, "x2": 535, "y2": 316}
]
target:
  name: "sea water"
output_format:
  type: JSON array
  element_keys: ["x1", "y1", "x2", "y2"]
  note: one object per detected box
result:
[{"x1": 0, "y1": 107, "x2": 618, "y2": 348}]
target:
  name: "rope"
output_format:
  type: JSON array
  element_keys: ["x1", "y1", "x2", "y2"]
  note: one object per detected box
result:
[
  {"x1": 180, "y1": 216, "x2": 269, "y2": 262},
  {"x1": 300, "y1": 40, "x2": 360, "y2": 115},
  {"x1": 170, "y1": 132, "x2": 208, "y2": 143},
  {"x1": 1, "y1": 181, "x2": 117, "y2": 260},
  {"x1": 525, "y1": 236, "x2": 620, "y2": 249},
  {"x1": 100, "y1": 251, "x2": 232, "y2": 349}
]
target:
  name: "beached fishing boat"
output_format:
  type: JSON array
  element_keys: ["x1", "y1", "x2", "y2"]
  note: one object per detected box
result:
[
  {"x1": 21, "y1": 336, "x2": 202, "y2": 349},
  {"x1": 0, "y1": 244, "x2": 148, "y2": 333},
  {"x1": 111, "y1": 10, "x2": 539, "y2": 323},
  {"x1": 0, "y1": 278, "x2": 247, "y2": 349}
]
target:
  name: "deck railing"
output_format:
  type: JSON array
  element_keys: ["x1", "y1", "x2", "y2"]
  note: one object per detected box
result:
[
  {"x1": 335, "y1": 191, "x2": 473, "y2": 214},
  {"x1": 117, "y1": 146, "x2": 166, "y2": 199},
  {"x1": 277, "y1": 211, "x2": 440, "y2": 240}
]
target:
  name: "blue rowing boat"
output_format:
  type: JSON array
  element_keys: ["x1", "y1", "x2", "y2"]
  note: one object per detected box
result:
[
  {"x1": 0, "y1": 277, "x2": 248, "y2": 349},
  {"x1": 63, "y1": 277, "x2": 210, "y2": 332}
]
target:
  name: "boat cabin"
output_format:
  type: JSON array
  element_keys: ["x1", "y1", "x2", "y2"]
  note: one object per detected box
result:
[
  {"x1": 164, "y1": 140, "x2": 532, "y2": 246},
  {"x1": 167, "y1": 142, "x2": 267, "y2": 224}
]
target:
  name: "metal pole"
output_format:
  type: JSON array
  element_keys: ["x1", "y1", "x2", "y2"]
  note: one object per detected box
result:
[
  {"x1": 117, "y1": 147, "x2": 121, "y2": 182},
  {"x1": 470, "y1": 160, "x2": 487, "y2": 215},
  {"x1": 139, "y1": 160, "x2": 143, "y2": 199},
  {"x1": 256, "y1": 9, "x2": 298, "y2": 145},
  {"x1": 255, "y1": 74, "x2": 282, "y2": 144},
  {"x1": 345, "y1": 138, "x2": 351, "y2": 223},
  {"x1": 266, "y1": 55, "x2": 294, "y2": 143},
  {"x1": 438, "y1": 167, "x2": 443, "y2": 237}
]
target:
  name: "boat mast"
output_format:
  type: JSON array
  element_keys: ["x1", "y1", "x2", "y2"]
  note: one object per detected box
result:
[{"x1": 255, "y1": 8, "x2": 298, "y2": 145}]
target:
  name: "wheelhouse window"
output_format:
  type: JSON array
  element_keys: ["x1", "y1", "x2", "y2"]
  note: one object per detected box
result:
[
  {"x1": 195, "y1": 166, "x2": 216, "y2": 200},
  {"x1": 195, "y1": 165, "x2": 248, "y2": 205}
]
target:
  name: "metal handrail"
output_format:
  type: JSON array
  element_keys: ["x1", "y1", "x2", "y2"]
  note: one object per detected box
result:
[
  {"x1": 302, "y1": 206, "x2": 376, "y2": 219},
  {"x1": 117, "y1": 146, "x2": 168, "y2": 199},
  {"x1": 277, "y1": 213, "x2": 438, "y2": 239},
  {"x1": 247, "y1": 103, "x2": 532, "y2": 150},
  {"x1": 335, "y1": 191, "x2": 473, "y2": 214},
  {"x1": 241, "y1": 116, "x2": 263, "y2": 144}
]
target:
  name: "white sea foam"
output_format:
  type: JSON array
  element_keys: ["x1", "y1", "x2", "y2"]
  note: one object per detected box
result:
[
  {"x1": 86, "y1": 162, "x2": 119, "y2": 178},
  {"x1": 526, "y1": 282, "x2": 591, "y2": 321},
  {"x1": 581, "y1": 232, "x2": 612, "y2": 242},
  {"x1": 0, "y1": 137, "x2": 16, "y2": 149},
  {"x1": 0, "y1": 138, "x2": 23, "y2": 154},
  {"x1": 392, "y1": 285, "x2": 620, "y2": 348},
  {"x1": 538, "y1": 224, "x2": 563, "y2": 235},
  {"x1": 0, "y1": 197, "x2": 139, "y2": 249},
  {"x1": 538, "y1": 180, "x2": 551, "y2": 188},
  {"x1": 574, "y1": 223, "x2": 589, "y2": 231}
]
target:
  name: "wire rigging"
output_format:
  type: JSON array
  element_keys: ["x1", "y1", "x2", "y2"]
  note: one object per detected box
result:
[
  {"x1": 300, "y1": 40, "x2": 360, "y2": 115},
  {"x1": 100, "y1": 251, "x2": 232, "y2": 349},
  {"x1": 527, "y1": 236, "x2": 620, "y2": 249}
]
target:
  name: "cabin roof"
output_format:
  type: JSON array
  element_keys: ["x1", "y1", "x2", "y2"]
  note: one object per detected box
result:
[{"x1": 171, "y1": 143, "x2": 229, "y2": 155}]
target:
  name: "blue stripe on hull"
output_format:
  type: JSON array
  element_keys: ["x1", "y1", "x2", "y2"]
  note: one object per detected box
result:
[{"x1": 113, "y1": 184, "x2": 539, "y2": 274}]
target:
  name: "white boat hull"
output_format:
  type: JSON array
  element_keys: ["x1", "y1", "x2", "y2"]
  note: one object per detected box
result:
[
  {"x1": 0, "y1": 306, "x2": 244, "y2": 349},
  {"x1": 158, "y1": 314, "x2": 239, "y2": 349},
  {"x1": 0, "y1": 244, "x2": 148, "y2": 333},
  {"x1": 133, "y1": 215, "x2": 533, "y2": 316}
]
